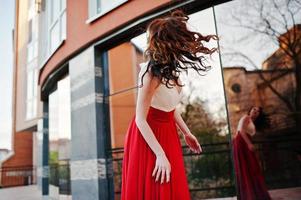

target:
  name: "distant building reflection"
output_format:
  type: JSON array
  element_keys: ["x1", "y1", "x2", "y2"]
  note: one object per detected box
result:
[{"x1": 223, "y1": 25, "x2": 300, "y2": 136}]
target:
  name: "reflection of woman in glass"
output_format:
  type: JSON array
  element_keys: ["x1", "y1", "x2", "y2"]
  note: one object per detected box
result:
[
  {"x1": 121, "y1": 10, "x2": 217, "y2": 200},
  {"x1": 232, "y1": 106, "x2": 272, "y2": 200}
]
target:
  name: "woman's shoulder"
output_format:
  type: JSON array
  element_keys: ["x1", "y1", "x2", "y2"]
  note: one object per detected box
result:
[
  {"x1": 239, "y1": 114, "x2": 251, "y2": 125},
  {"x1": 138, "y1": 61, "x2": 160, "y2": 88},
  {"x1": 138, "y1": 61, "x2": 150, "y2": 77},
  {"x1": 241, "y1": 114, "x2": 250, "y2": 119},
  {"x1": 139, "y1": 61, "x2": 149, "y2": 70}
]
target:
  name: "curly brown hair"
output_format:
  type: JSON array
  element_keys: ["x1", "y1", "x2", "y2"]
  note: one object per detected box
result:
[
  {"x1": 140, "y1": 9, "x2": 218, "y2": 89},
  {"x1": 248, "y1": 106, "x2": 270, "y2": 131}
]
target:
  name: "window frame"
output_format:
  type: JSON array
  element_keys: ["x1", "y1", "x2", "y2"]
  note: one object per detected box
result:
[
  {"x1": 26, "y1": 4, "x2": 39, "y2": 120},
  {"x1": 86, "y1": 0, "x2": 129, "y2": 24},
  {"x1": 47, "y1": 0, "x2": 67, "y2": 55},
  {"x1": 26, "y1": 65, "x2": 39, "y2": 120}
]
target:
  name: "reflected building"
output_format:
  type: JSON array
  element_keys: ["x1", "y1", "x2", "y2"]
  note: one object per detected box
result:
[
  {"x1": 223, "y1": 24, "x2": 300, "y2": 136},
  {"x1": 263, "y1": 24, "x2": 301, "y2": 71},
  {"x1": 222, "y1": 19, "x2": 301, "y2": 193},
  {"x1": 108, "y1": 42, "x2": 143, "y2": 148},
  {"x1": 223, "y1": 66, "x2": 296, "y2": 135}
]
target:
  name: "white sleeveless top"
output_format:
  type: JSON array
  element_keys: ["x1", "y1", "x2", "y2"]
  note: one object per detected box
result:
[
  {"x1": 138, "y1": 62, "x2": 184, "y2": 112},
  {"x1": 237, "y1": 116, "x2": 256, "y2": 136}
]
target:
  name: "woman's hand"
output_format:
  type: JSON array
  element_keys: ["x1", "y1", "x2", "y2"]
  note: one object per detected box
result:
[
  {"x1": 152, "y1": 153, "x2": 171, "y2": 184},
  {"x1": 173, "y1": 109, "x2": 202, "y2": 154},
  {"x1": 184, "y1": 133, "x2": 202, "y2": 154}
]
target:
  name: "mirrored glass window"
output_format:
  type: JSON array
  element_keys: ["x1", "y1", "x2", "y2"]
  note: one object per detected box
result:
[
  {"x1": 49, "y1": 76, "x2": 72, "y2": 200},
  {"x1": 215, "y1": 0, "x2": 301, "y2": 198}
]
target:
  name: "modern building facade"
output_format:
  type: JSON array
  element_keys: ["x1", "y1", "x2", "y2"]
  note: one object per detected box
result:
[
  {"x1": 0, "y1": 0, "x2": 40, "y2": 188},
  {"x1": 5, "y1": 0, "x2": 301, "y2": 199}
]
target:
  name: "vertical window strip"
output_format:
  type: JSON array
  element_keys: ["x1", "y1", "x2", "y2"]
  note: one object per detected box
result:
[{"x1": 47, "y1": 0, "x2": 66, "y2": 55}]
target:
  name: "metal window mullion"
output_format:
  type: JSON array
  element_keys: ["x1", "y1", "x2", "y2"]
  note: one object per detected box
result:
[
  {"x1": 49, "y1": 20, "x2": 58, "y2": 54},
  {"x1": 27, "y1": 68, "x2": 35, "y2": 102},
  {"x1": 48, "y1": 0, "x2": 59, "y2": 54},
  {"x1": 30, "y1": 98, "x2": 34, "y2": 118},
  {"x1": 96, "y1": 0, "x2": 101, "y2": 14},
  {"x1": 49, "y1": 18, "x2": 59, "y2": 31},
  {"x1": 59, "y1": 7, "x2": 66, "y2": 41},
  {"x1": 48, "y1": 8, "x2": 65, "y2": 54},
  {"x1": 49, "y1": 5, "x2": 65, "y2": 28},
  {"x1": 27, "y1": 42, "x2": 33, "y2": 63},
  {"x1": 27, "y1": 55, "x2": 36, "y2": 70},
  {"x1": 26, "y1": 99, "x2": 33, "y2": 120},
  {"x1": 46, "y1": 0, "x2": 51, "y2": 56},
  {"x1": 59, "y1": 11, "x2": 63, "y2": 42},
  {"x1": 49, "y1": 0, "x2": 53, "y2": 25}
]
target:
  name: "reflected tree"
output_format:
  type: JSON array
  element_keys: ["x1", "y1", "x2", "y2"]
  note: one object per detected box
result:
[
  {"x1": 178, "y1": 81, "x2": 234, "y2": 198},
  {"x1": 221, "y1": 0, "x2": 301, "y2": 130}
]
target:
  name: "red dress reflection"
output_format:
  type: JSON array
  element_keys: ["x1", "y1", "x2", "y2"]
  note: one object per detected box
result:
[{"x1": 232, "y1": 115, "x2": 272, "y2": 200}]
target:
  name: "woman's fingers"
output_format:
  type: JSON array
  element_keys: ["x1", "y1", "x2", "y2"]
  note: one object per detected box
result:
[
  {"x1": 152, "y1": 165, "x2": 158, "y2": 177},
  {"x1": 192, "y1": 139, "x2": 202, "y2": 153},
  {"x1": 194, "y1": 141, "x2": 201, "y2": 153},
  {"x1": 152, "y1": 156, "x2": 171, "y2": 184},
  {"x1": 160, "y1": 168, "x2": 165, "y2": 184},
  {"x1": 190, "y1": 138, "x2": 198, "y2": 149},
  {"x1": 160, "y1": 167, "x2": 171, "y2": 184},
  {"x1": 198, "y1": 143, "x2": 202, "y2": 152},
  {"x1": 166, "y1": 168, "x2": 170, "y2": 183},
  {"x1": 189, "y1": 140, "x2": 202, "y2": 153},
  {"x1": 189, "y1": 141, "x2": 198, "y2": 152},
  {"x1": 155, "y1": 166, "x2": 161, "y2": 182},
  {"x1": 153, "y1": 165, "x2": 171, "y2": 184},
  {"x1": 194, "y1": 139, "x2": 200, "y2": 149}
]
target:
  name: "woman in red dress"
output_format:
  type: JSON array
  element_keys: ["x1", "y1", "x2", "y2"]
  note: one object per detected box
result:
[
  {"x1": 121, "y1": 10, "x2": 218, "y2": 200},
  {"x1": 232, "y1": 106, "x2": 272, "y2": 200}
]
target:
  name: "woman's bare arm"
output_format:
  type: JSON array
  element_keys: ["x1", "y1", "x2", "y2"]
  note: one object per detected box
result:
[
  {"x1": 136, "y1": 70, "x2": 172, "y2": 183},
  {"x1": 173, "y1": 108, "x2": 191, "y2": 136},
  {"x1": 173, "y1": 78, "x2": 191, "y2": 136},
  {"x1": 135, "y1": 71, "x2": 165, "y2": 157},
  {"x1": 238, "y1": 116, "x2": 254, "y2": 149},
  {"x1": 174, "y1": 108, "x2": 202, "y2": 153}
]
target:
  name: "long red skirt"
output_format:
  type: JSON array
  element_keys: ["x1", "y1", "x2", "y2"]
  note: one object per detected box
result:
[
  {"x1": 232, "y1": 132, "x2": 271, "y2": 200},
  {"x1": 121, "y1": 106, "x2": 191, "y2": 200}
]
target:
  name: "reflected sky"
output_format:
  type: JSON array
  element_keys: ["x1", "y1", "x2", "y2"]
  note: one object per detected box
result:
[
  {"x1": 215, "y1": 0, "x2": 301, "y2": 70},
  {"x1": 0, "y1": 1, "x2": 14, "y2": 150}
]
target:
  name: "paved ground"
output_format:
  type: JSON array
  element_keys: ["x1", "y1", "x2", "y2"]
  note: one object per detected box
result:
[
  {"x1": 204, "y1": 187, "x2": 301, "y2": 200},
  {"x1": 269, "y1": 187, "x2": 301, "y2": 200},
  {"x1": 0, "y1": 185, "x2": 300, "y2": 200},
  {"x1": 0, "y1": 185, "x2": 42, "y2": 200}
]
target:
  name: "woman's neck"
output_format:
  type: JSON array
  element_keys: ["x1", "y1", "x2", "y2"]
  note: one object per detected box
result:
[{"x1": 248, "y1": 114, "x2": 256, "y2": 122}]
